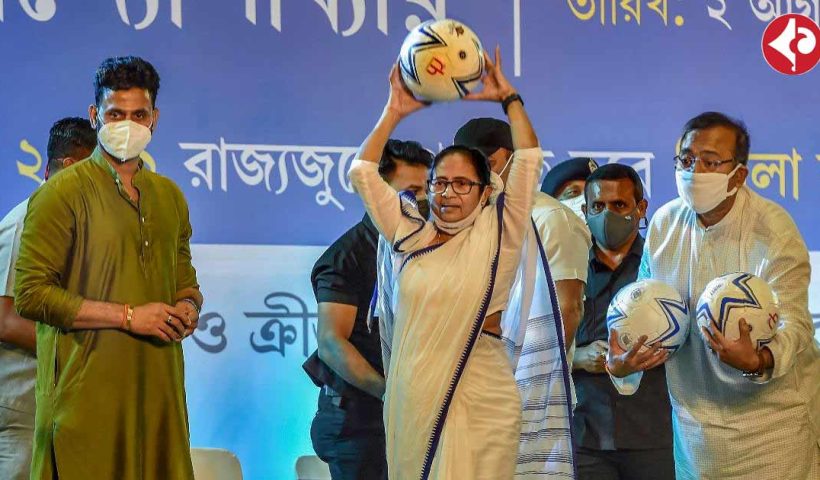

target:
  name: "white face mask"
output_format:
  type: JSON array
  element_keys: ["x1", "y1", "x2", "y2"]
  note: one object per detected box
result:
[
  {"x1": 97, "y1": 117, "x2": 153, "y2": 162},
  {"x1": 560, "y1": 194, "x2": 586, "y2": 220},
  {"x1": 675, "y1": 164, "x2": 742, "y2": 214},
  {"x1": 431, "y1": 199, "x2": 485, "y2": 235}
]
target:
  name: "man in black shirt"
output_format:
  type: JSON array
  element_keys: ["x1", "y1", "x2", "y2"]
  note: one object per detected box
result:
[
  {"x1": 304, "y1": 139, "x2": 432, "y2": 480},
  {"x1": 572, "y1": 164, "x2": 674, "y2": 479}
]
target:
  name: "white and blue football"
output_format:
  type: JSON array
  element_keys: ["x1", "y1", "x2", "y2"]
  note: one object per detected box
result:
[
  {"x1": 398, "y1": 19, "x2": 484, "y2": 102},
  {"x1": 607, "y1": 279, "x2": 690, "y2": 355},
  {"x1": 696, "y1": 272, "x2": 779, "y2": 349}
]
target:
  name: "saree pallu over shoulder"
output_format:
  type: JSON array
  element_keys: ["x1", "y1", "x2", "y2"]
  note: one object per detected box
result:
[
  {"x1": 500, "y1": 222, "x2": 576, "y2": 479},
  {"x1": 378, "y1": 198, "x2": 507, "y2": 480}
]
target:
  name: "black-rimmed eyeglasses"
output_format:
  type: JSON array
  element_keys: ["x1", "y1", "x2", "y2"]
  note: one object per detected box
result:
[{"x1": 428, "y1": 178, "x2": 484, "y2": 195}]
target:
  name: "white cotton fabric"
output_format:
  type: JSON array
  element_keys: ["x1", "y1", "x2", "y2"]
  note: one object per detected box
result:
[{"x1": 611, "y1": 185, "x2": 820, "y2": 479}]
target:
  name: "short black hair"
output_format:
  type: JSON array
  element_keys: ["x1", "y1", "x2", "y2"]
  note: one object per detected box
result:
[
  {"x1": 584, "y1": 163, "x2": 644, "y2": 204},
  {"x1": 681, "y1": 111, "x2": 750, "y2": 165},
  {"x1": 46, "y1": 117, "x2": 96, "y2": 173},
  {"x1": 432, "y1": 145, "x2": 492, "y2": 190},
  {"x1": 94, "y1": 56, "x2": 160, "y2": 107},
  {"x1": 378, "y1": 139, "x2": 434, "y2": 178}
]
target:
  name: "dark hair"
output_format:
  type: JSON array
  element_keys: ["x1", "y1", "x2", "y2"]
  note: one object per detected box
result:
[
  {"x1": 432, "y1": 145, "x2": 492, "y2": 189},
  {"x1": 94, "y1": 56, "x2": 161, "y2": 107},
  {"x1": 584, "y1": 163, "x2": 644, "y2": 204},
  {"x1": 681, "y1": 111, "x2": 750, "y2": 165},
  {"x1": 378, "y1": 139, "x2": 434, "y2": 177},
  {"x1": 46, "y1": 117, "x2": 96, "y2": 174}
]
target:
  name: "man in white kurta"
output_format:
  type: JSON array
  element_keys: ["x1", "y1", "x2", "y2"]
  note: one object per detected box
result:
[
  {"x1": 609, "y1": 113, "x2": 820, "y2": 479},
  {"x1": 636, "y1": 185, "x2": 820, "y2": 479},
  {"x1": 454, "y1": 118, "x2": 586, "y2": 477}
]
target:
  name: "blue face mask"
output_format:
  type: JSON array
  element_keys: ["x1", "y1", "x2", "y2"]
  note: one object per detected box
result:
[{"x1": 586, "y1": 207, "x2": 639, "y2": 250}]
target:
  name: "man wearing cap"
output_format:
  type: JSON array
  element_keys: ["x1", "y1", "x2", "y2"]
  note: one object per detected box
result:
[
  {"x1": 455, "y1": 118, "x2": 591, "y2": 353},
  {"x1": 454, "y1": 117, "x2": 587, "y2": 476},
  {"x1": 541, "y1": 157, "x2": 599, "y2": 219}
]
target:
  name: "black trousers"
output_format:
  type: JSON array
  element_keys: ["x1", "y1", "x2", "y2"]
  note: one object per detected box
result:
[
  {"x1": 576, "y1": 445, "x2": 675, "y2": 480},
  {"x1": 310, "y1": 391, "x2": 386, "y2": 480}
]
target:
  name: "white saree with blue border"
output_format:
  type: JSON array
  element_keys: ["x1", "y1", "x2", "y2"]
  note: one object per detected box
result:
[
  {"x1": 374, "y1": 204, "x2": 576, "y2": 479},
  {"x1": 375, "y1": 192, "x2": 518, "y2": 479},
  {"x1": 351, "y1": 147, "x2": 567, "y2": 479}
]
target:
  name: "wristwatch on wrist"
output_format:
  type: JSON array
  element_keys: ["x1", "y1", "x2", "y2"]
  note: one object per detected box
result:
[
  {"x1": 501, "y1": 93, "x2": 523, "y2": 115},
  {"x1": 741, "y1": 350, "x2": 766, "y2": 378}
]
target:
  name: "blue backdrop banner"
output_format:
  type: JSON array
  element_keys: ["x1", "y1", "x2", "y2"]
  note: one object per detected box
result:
[{"x1": 1, "y1": 1, "x2": 819, "y2": 479}]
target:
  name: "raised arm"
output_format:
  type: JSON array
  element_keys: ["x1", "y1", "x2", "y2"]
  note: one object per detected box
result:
[
  {"x1": 349, "y1": 65, "x2": 429, "y2": 246},
  {"x1": 356, "y1": 65, "x2": 428, "y2": 168},
  {"x1": 464, "y1": 45, "x2": 537, "y2": 150},
  {"x1": 502, "y1": 96, "x2": 541, "y2": 232},
  {"x1": 465, "y1": 47, "x2": 542, "y2": 269},
  {"x1": 503, "y1": 97, "x2": 540, "y2": 223}
]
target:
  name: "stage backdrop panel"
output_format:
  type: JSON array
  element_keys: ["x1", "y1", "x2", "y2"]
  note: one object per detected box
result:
[
  {"x1": 1, "y1": 1, "x2": 819, "y2": 479},
  {"x1": 185, "y1": 244, "x2": 324, "y2": 480}
]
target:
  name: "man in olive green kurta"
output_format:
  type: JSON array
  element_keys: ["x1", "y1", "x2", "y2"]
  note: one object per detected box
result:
[
  {"x1": 14, "y1": 56, "x2": 201, "y2": 480},
  {"x1": 14, "y1": 145, "x2": 201, "y2": 479}
]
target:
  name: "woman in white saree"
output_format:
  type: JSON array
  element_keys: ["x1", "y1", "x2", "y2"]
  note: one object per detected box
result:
[{"x1": 348, "y1": 48, "x2": 543, "y2": 480}]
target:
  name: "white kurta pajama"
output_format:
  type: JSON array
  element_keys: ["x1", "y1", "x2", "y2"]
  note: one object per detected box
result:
[
  {"x1": 612, "y1": 186, "x2": 820, "y2": 479},
  {"x1": 349, "y1": 147, "x2": 542, "y2": 480}
]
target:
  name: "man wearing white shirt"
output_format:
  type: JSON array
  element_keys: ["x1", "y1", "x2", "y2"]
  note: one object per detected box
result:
[
  {"x1": 455, "y1": 118, "x2": 591, "y2": 350},
  {"x1": 541, "y1": 156, "x2": 599, "y2": 220},
  {"x1": 606, "y1": 111, "x2": 820, "y2": 479},
  {"x1": 0, "y1": 117, "x2": 96, "y2": 480}
]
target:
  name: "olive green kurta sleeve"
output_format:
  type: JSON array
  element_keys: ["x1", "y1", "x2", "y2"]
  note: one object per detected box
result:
[
  {"x1": 172, "y1": 185, "x2": 202, "y2": 307},
  {"x1": 14, "y1": 182, "x2": 84, "y2": 329}
]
